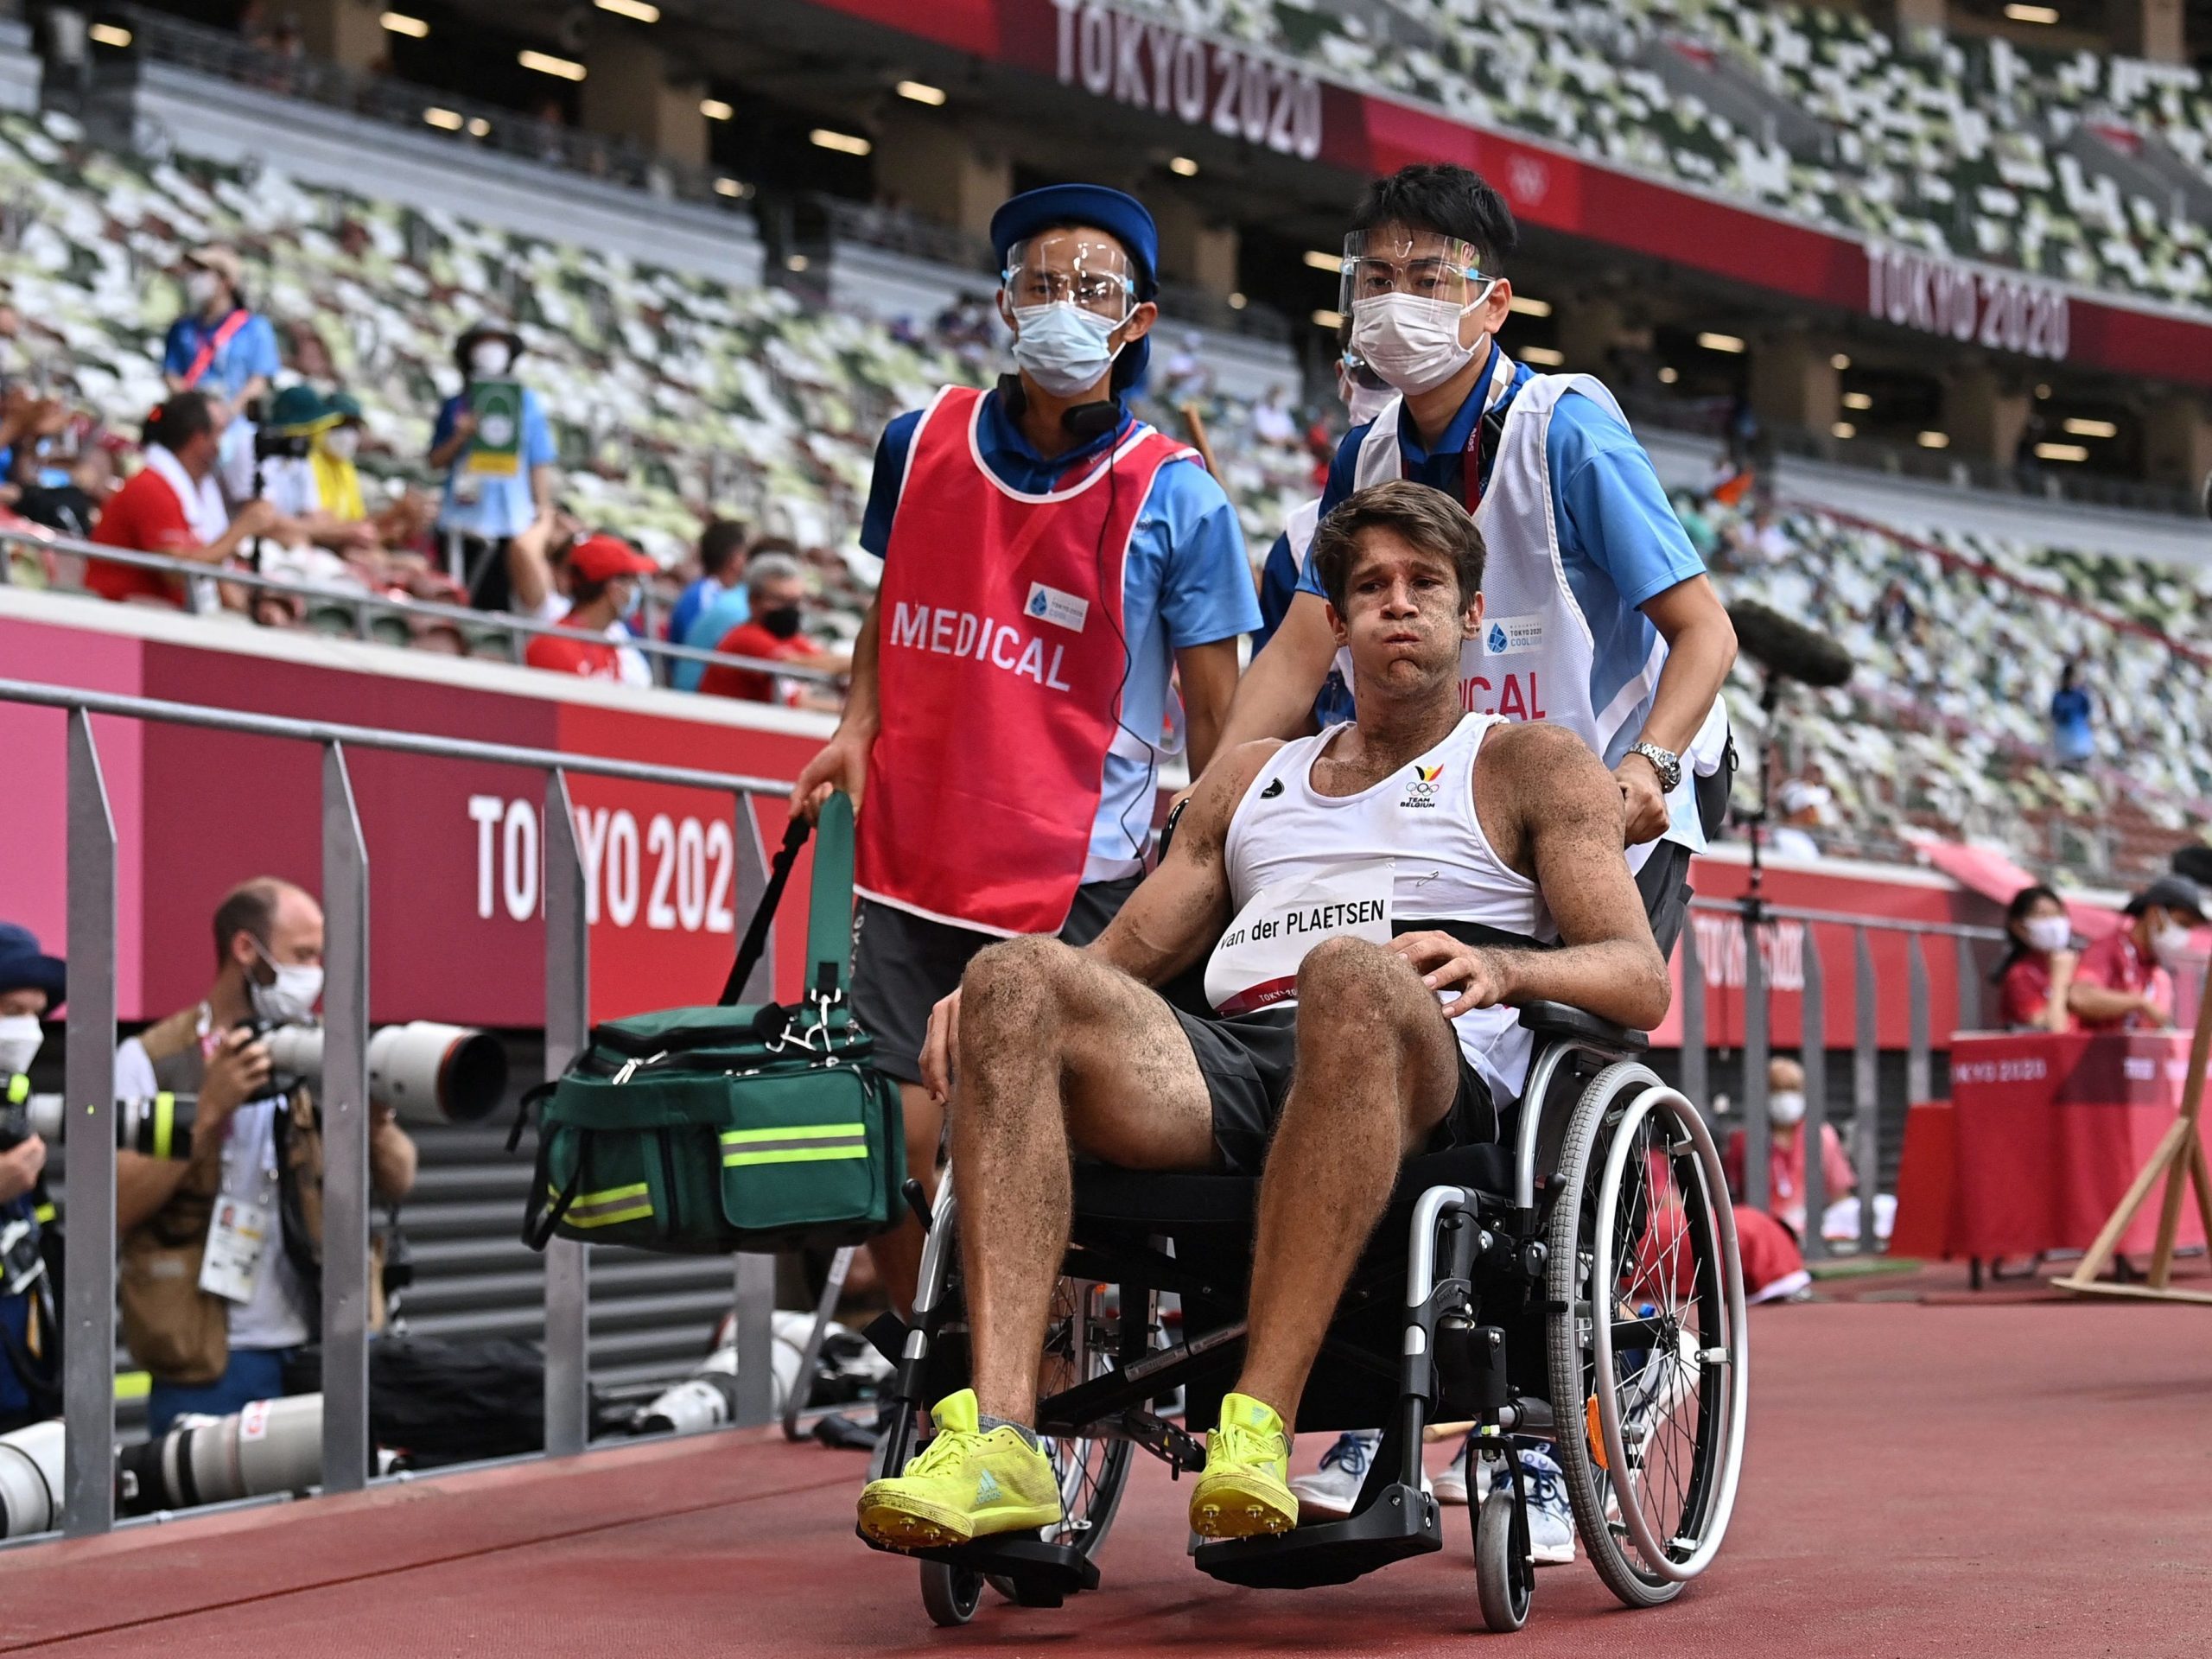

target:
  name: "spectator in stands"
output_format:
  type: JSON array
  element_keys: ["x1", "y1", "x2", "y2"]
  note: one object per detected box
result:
[
  {"x1": 1994, "y1": 884, "x2": 2078, "y2": 1033},
  {"x1": 162, "y1": 245, "x2": 280, "y2": 420},
  {"x1": 115, "y1": 879, "x2": 416, "y2": 1434},
  {"x1": 697, "y1": 552, "x2": 845, "y2": 709},
  {"x1": 1764, "y1": 779, "x2": 1830, "y2": 861},
  {"x1": 1670, "y1": 490, "x2": 1719, "y2": 566},
  {"x1": 0, "y1": 385, "x2": 73, "y2": 508},
  {"x1": 1162, "y1": 330, "x2": 1211, "y2": 404},
  {"x1": 0, "y1": 924, "x2": 64, "y2": 1435},
  {"x1": 256, "y1": 385, "x2": 374, "y2": 552},
  {"x1": 522, "y1": 531, "x2": 657, "y2": 685},
  {"x1": 85, "y1": 392, "x2": 276, "y2": 609},
  {"x1": 1724, "y1": 1058, "x2": 1853, "y2": 1242},
  {"x1": 428, "y1": 321, "x2": 558, "y2": 613},
  {"x1": 1250, "y1": 383, "x2": 1298, "y2": 447},
  {"x1": 2050, "y1": 660, "x2": 2094, "y2": 771},
  {"x1": 2068, "y1": 874, "x2": 2203, "y2": 1033},
  {"x1": 1872, "y1": 578, "x2": 1921, "y2": 645},
  {"x1": 664, "y1": 518, "x2": 747, "y2": 650},
  {"x1": 679, "y1": 533, "x2": 796, "y2": 691},
  {"x1": 14, "y1": 430, "x2": 118, "y2": 539}
]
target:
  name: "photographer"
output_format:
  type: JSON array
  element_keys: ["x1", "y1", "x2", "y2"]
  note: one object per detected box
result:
[
  {"x1": 113, "y1": 880, "x2": 416, "y2": 1434},
  {"x1": 1, "y1": 924, "x2": 64, "y2": 1434}
]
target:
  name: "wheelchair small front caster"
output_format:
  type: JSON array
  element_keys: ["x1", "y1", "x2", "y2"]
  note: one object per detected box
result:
[
  {"x1": 1474, "y1": 1487, "x2": 1532, "y2": 1632},
  {"x1": 919, "y1": 1560, "x2": 983, "y2": 1626}
]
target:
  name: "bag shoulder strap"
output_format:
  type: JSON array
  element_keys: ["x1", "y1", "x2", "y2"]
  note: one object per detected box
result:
[{"x1": 717, "y1": 791, "x2": 858, "y2": 1007}]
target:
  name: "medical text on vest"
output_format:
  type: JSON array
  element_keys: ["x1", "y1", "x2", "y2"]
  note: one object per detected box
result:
[
  {"x1": 889, "y1": 602, "x2": 1075, "y2": 690},
  {"x1": 1461, "y1": 671, "x2": 1547, "y2": 721}
]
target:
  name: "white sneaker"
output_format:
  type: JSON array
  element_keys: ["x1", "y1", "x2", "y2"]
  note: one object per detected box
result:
[
  {"x1": 1432, "y1": 1431, "x2": 1487, "y2": 1505},
  {"x1": 1288, "y1": 1429, "x2": 1431, "y2": 1518},
  {"x1": 1519, "y1": 1444, "x2": 1576, "y2": 1565}
]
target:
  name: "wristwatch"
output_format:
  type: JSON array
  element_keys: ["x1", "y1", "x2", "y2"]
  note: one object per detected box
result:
[{"x1": 1626, "y1": 741, "x2": 1683, "y2": 794}]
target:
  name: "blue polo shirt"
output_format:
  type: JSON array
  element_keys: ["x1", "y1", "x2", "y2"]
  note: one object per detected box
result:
[
  {"x1": 162, "y1": 309, "x2": 282, "y2": 402},
  {"x1": 1297, "y1": 349, "x2": 1705, "y2": 760},
  {"x1": 862, "y1": 390, "x2": 1259, "y2": 875},
  {"x1": 431, "y1": 388, "x2": 558, "y2": 542}
]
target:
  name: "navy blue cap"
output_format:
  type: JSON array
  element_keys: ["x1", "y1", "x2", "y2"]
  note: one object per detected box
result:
[
  {"x1": 990, "y1": 183, "x2": 1159, "y2": 395},
  {"x1": 0, "y1": 923, "x2": 64, "y2": 1008}
]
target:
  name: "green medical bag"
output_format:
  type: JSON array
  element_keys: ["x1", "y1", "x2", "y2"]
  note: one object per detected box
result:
[{"x1": 517, "y1": 793, "x2": 906, "y2": 1255}]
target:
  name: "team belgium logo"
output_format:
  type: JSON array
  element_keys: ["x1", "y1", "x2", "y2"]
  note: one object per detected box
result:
[{"x1": 1398, "y1": 763, "x2": 1444, "y2": 810}]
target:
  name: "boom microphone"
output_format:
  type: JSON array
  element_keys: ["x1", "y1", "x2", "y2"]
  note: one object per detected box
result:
[{"x1": 1729, "y1": 601, "x2": 1854, "y2": 690}]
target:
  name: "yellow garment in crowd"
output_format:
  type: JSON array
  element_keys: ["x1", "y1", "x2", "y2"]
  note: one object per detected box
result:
[{"x1": 312, "y1": 438, "x2": 365, "y2": 521}]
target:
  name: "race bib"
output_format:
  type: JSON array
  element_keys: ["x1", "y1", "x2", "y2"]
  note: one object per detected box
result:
[
  {"x1": 1204, "y1": 861, "x2": 1394, "y2": 1017},
  {"x1": 199, "y1": 1197, "x2": 273, "y2": 1304}
]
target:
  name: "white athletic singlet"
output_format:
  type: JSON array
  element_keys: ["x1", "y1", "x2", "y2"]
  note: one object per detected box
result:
[{"x1": 1205, "y1": 711, "x2": 1555, "y2": 1104}]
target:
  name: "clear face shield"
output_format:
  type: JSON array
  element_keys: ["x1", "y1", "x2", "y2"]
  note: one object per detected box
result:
[
  {"x1": 1001, "y1": 231, "x2": 1140, "y2": 397},
  {"x1": 1339, "y1": 228, "x2": 1498, "y2": 396},
  {"x1": 1338, "y1": 229, "x2": 1492, "y2": 315},
  {"x1": 1002, "y1": 232, "x2": 1138, "y2": 326}
]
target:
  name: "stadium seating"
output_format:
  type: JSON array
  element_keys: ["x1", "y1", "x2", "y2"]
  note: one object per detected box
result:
[
  {"x1": 0, "y1": 99, "x2": 2202, "y2": 880},
  {"x1": 1136, "y1": 0, "x2": 2212, "y2": 311},
  {"x1": 1707, "y1": 495, "x2": 2212, "y2": 875}
]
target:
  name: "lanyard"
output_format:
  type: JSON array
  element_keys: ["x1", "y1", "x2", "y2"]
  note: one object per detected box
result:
[
  {"x1": 1454, "y1": 346, "x2": 1516, "y2": 515},
  {"x1": 182, "y1": 310, "x2": 250, "y2": 390}
]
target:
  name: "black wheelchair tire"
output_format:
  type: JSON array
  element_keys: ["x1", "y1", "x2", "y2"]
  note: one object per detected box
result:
[
  {"x1": 919, "y1": 1560, "x2": 983, "y2": 1625},
  {"x1": 1475, "y1": 1486, "x2": 1533, "y2": 1632},
  {"x1": 1542, "y1": 1062, "x2": 1688, "y2": 1611}
]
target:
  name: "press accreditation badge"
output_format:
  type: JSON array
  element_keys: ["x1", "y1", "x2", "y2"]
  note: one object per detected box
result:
[
  {"x1": 1204, "y1": 861, "x2": 1395, "y2": 1017},
  {"x1": 199, "y1": 1197, "x2": 273, "y2": 1304}
]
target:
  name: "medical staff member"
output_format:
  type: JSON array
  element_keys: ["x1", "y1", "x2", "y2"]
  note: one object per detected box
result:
[
  {"x1": 1213, "y1": 163, "x2": 1736, "y2": 954},
  {"x1": 792, "y1": 183, "x2": 1260, "y2": 1310}
]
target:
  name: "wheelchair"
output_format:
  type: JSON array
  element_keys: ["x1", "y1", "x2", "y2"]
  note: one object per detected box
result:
[{"x1": 858, "y1": 1000, "x2": 1751, "y2": 1634}]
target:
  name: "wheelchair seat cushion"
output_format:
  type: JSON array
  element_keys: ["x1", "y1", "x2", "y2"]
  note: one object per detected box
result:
[
  {"x1": 1072, "y1": 1141, "x2": 1513, "y2": 1228},
  {"x1": 1169, "y1": 1005, "x2": 1499, "y2": 1176}
]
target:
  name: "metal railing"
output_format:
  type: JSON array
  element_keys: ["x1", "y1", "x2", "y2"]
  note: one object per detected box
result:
[
  {"x1": 2, "y1": 677, "x2": 798, "y2": 1540},
  {"x1": 1678, "y1": 895, "x2": 2009, "y2": 1259},
  {"x1": 0, "y1": 525, "x2": 842, "y2": 690}
]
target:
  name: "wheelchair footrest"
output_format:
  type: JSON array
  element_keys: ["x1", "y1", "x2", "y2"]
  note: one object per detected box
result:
[
  {"x1": 913, "y1": 1536, "x2": 1101, "y2": 1607},
  {"x1": 1191, "y1": 1483, "x2": 1442, "y2": 1589}
]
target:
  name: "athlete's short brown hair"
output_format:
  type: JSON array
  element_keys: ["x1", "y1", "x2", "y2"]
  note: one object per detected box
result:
[{"x1": 1308, "y1": 479, "x2": 1485, "y2": 613}]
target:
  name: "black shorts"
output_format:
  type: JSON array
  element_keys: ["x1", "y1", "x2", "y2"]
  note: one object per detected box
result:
[
  {"x1": 1169, "y1": 1005, "x2": 1499, "y2": 1177},
  {"x1": 849, "y1": 876, "x2": 1141, "y2": 1084}
]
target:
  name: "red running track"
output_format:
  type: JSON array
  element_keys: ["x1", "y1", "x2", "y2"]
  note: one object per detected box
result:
[{"x1": 3, "y1": 1296, "x2": 2209, "y2": 1658}]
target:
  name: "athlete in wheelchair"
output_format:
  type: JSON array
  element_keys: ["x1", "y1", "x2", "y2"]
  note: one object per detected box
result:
[{"x1": 855, "y1": 481, "x2": 1749, "y2": 1630}]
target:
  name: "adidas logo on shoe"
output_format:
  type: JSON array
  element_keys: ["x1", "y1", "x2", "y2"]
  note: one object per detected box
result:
[{"x1": 974, "y1": 1470, "x2": 1004, "y2": 1506}]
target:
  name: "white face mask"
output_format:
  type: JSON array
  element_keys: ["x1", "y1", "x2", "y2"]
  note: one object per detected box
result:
[
  {"x1": 1349, "y1": 289, "x2": 1491, "y2": 396},
  {"x1": 469, "y1": 340, "x2": 513, "y2": 378},
  {"x1": 185, "y1": 270, "x2": 222, "y2": 309},
  {"x1": 0, "y1": 1014, "x2": 42, "y2": 1077},
  {"x1": 1768, "y1": 1090, "x2": 1806, "y2": 1128},
  {"x1": 1010, "y1": 303, "x2": 1122, "y2": 400},
  {"x1": 2023, "y1": 916, "x2": 2071, "y2": 953},
  {"x1": 1340, "y1": 371, "x2": 1396, "y2": 429},
  {"x1": 2150, "y1": 916, "x2": 2195, "y2": 968},
  {"x1": 251, "y1": 946, "x2": 324, "y2": 1027},
  {"x1": 321, "y1": 427, "x2": 359, "y2": 462}
]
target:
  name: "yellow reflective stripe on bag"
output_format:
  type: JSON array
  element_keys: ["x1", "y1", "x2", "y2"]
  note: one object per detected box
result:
[
  {"x1": 559, "y1": 1180, "x2": 655, "y2": 1228},
  {"x1": 720, "y1": 1122, "x2": 869, "y2": 1167},
  {"x1": 151, "y1": 1091, "x2": 177, "y2": 1160}
]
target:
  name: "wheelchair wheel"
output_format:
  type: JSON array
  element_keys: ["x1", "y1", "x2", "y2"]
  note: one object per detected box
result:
[
  {"x1": 1543, "y1": 1063, "x2": 1749, "y2": 1610},
  {"x1": 986, "y1": 1275, "x2": 1143, "y2": 1600},
  {"x1": 1474, "y1": 1487, "x2": 1532, "y2": 1633},
  {"x1": 919, "y1": 1561, "x2": 983, "y2": 1626}
]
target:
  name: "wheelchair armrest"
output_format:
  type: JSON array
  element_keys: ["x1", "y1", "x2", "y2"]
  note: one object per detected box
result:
[{"x1": 1516, "y1": 1000, "x2": 1648, "y2": 1053}]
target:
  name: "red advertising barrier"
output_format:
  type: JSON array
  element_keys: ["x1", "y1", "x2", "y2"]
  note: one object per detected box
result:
[
  {"x1": 1653, "y1": 854, "x2": 1985, "y2": 1051},
  {"x1": 1888, "y1": 1031, "x2": 2207, "y2": 1260},
  {"x1": 807, "y1": 0, "x2": 2212, "y2": 391},
  {"x1": 1, "y1": 604, "x2": 827, "y2": 1027}
]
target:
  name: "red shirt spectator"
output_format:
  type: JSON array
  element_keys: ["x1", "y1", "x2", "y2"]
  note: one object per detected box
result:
[
  {"x1": 1999, "y1": 956, "x2": 2075, "y2": 1032},
  {"x1": 524, "y1": 617, "x2": 626, "y2": 681},
  {"x1": 1724, "y1": 1122, "x2": 1854, "y2": 1239},
  {"x1": 2071, "y1": 930, "x2": 2169, "y2": 1033},
  {"x1": 88, "y1": 459, "x2": 207, "y2": 604},
  {"x1": 698, "y1": 620, "x2": 830, "y2": 703}
]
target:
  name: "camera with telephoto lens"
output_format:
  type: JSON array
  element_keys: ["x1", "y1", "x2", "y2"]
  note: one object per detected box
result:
[
  {"x1": 0, "y1": 1080, "x2": 60, "y2": 1153},
  {"x1": 237, "y1": 1020, "x2": 509, "y2": 1126},
  {"x1": 243, "y1": 396, "x2": 311, "y2": 462}
]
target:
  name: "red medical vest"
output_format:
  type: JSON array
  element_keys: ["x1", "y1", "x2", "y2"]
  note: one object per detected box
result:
[{"x1": 856, "y1": 385, "x2": 1192, "y2": 936}]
